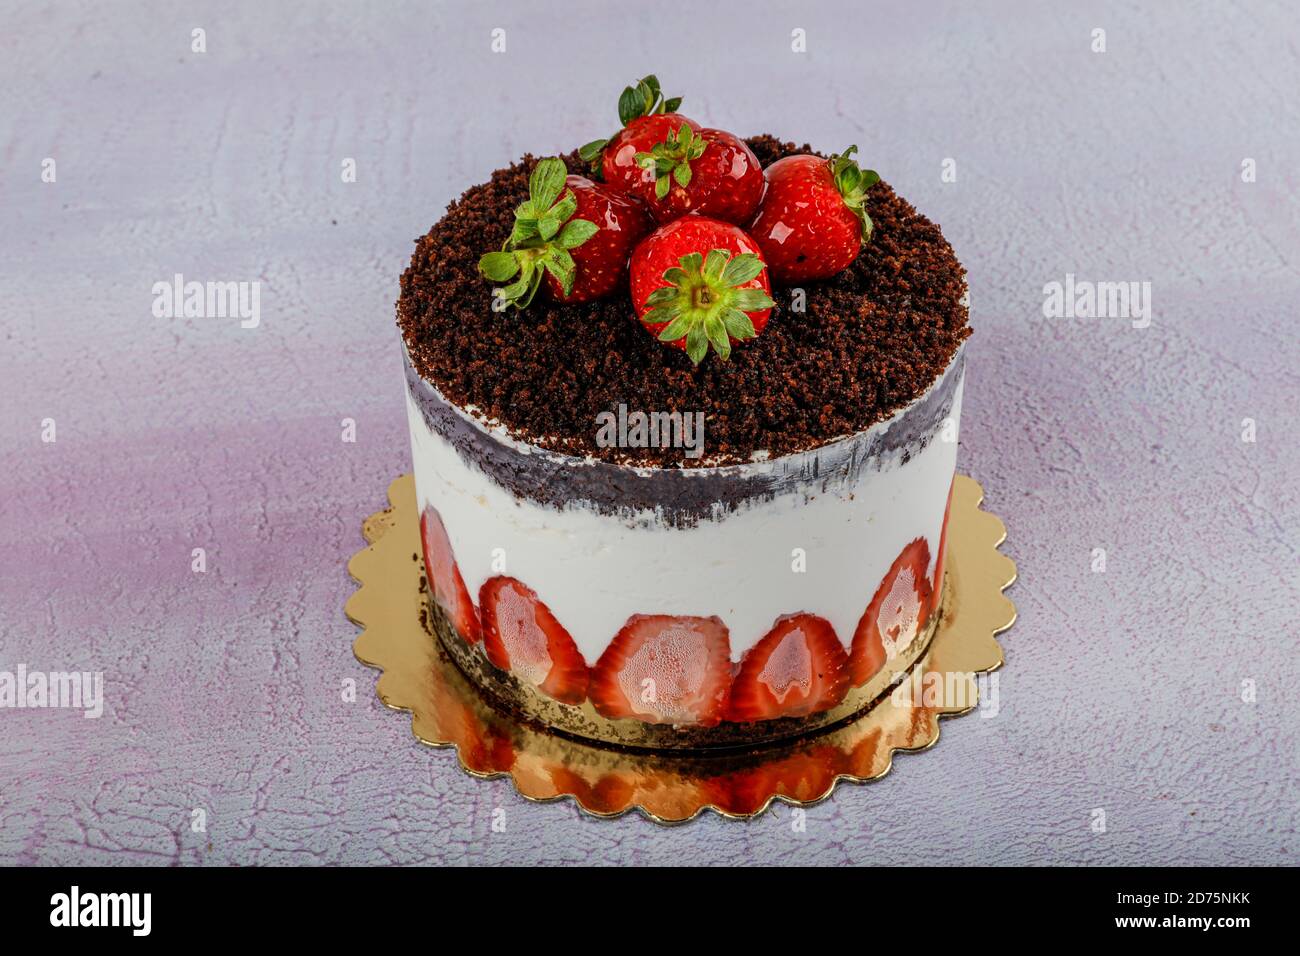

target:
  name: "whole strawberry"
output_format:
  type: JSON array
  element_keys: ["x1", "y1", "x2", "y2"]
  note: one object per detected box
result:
[
  {"x1": 749, "y1": 145, "x2": 880, "y2": 282},
  {"x1": 629, "y1": 216, "x2": 774, "y2": 364},
  {"x1": 632, "y1": 125, "x2": 764, "y2": 225},
  {"x1": 580, "y1": 75, "x2": 691, "y2": 194},
  {"x1": 478, "y1": 157, "x2": 650, "y2": 307},
  {"x1": 603, "y1": 112, "x2": 698, "y2": 199},
  {"x1": 580, "y1": 75, "x2": 764, "y2": 226}
]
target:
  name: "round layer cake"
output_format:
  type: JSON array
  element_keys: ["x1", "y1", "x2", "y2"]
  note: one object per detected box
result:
[{"x1": 396, "y1": 136, "x2": 969, "y2": 748}]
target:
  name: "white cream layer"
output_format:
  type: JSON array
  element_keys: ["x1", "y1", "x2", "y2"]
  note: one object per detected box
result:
[{"x1": 405, "y1": 374, "x2": 963, "y2": 665}]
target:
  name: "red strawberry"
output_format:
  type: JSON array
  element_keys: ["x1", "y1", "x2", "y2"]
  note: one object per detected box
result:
[
  {"x1": 479, "y1": 576, "x2": 589, "y2": 705},
  {"x1": 601, "y1": 113, "x2": 701, "y2": 198},
  {"x1": 628, "y1": 125, "x2": 764, "y2": 225},
  {"x1": 726, "y1": 614, "x2": 850, "y2": 722},
  {"x1": 579, "y1": 74, "x2": 694, "y2": 195},
  {"x1": 589, "y1": 614, "x2": 732, "y2": 726},
  {"x1": 419, "y1": 508, "x2": 481, "y2": 644},
  {"x1": 579, "y1": 74, "x2": 762, "y2": 225},
  {"x1": 629, "y1": 216, "x2": 774, "y2": 364},
  {"x1": 849, "y1": 538, "x2": 933, "y2": 686},
  {"x1": 930, "y1": 479, "x2": 955, "y2": 617},
  {"x1": 749, "y1": 145, "x2": 880, "y2": 282},
  {"x1": 551, "y1": 175, "x2": 650, "y2": 301},
  {"x1": 478, "y1": 158, "x2": 650, "y2": 307}
]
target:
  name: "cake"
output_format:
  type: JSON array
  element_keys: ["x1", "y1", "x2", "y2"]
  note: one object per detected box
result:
[{"x1": 396, "y1": 77, "x2": 969, "y2": 748}]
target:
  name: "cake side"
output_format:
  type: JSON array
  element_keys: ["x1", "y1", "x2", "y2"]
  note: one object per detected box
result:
[
  {"x1": 405, "y1": 345, "x2": 962, "y2": 677},
  {"x1": 403, "y1": 341, "x2": 964, "y2": 527}
]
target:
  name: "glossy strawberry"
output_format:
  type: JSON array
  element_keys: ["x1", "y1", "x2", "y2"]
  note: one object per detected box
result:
[
  {"x1": 726, "y1": 614, "x2": 850, "y2": 722},
  {"x1": 553, "y1": 175, "x2": 650, "y2": 300},
  {"x1": 589, "y1": 614, "x2": 732, "y2": 726},
  {"x1": 629, "y1": 124, "x2": 764, "y2": 224},
  {"x1": 579, "y1": 74, "x2": 761, "y2": 224},
  {"x1": 478, "y1": 158, "x2": 649, "y2": 307},
  {"x1": 479, "y1": 576, "x2": 589, "y2": 705},
  {"x1": 749, "y1": 145, "x2": 880, "y2": 282},
  {"x1": 600, "y1": 112, "x2": 701, "y2": 199},
  {"x1": 629, "y1": 216, "x2": 774, "y2": 364},
  {"x1": 419, "y1": 508, "x2": 481, "y2": 644},
  {"x1": 579, "y1": 74, "x2": 693, "y2": 195},
  {"x1": 849, "y1": 538, "x2": 933, "y2": 686}
]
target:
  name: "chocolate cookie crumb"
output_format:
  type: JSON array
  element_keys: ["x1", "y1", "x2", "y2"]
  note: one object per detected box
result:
[{"x1": 397, "y1": 136, "x2": 970, "y2": 467}]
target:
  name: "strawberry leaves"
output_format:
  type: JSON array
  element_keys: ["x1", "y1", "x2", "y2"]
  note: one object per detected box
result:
[
  {"x1": 580, "y1": 73, "x2": 683, "y2": 170},
  {"x1": 558, "y1": 218, "x2": 598, "y2": 247},
  {"x1": 530, "y1": 158, "x2": 566, "y2": 211},
  {"x1": 634, "y1": 124, "x2": 707, "y2": 201},
  {"x1": 617, "y1": 74, "x2": 682, "y2": 126},
  {"x1": 478, "y1": 252, "x2": 520, "y2": 282},
  {"x1": 829, "y1": 145, "x2": 881, "y2": 242},
  {"x1": 640, "y1": 248, "x2": 774, "y2": 365},
  {"x1": 478, "y1": 157, "x2": 598, "y2": 309}
]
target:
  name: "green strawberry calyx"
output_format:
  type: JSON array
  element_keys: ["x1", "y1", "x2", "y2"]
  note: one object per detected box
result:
[
  {"x1": 829, "y1": 145, "x2": 881, "y2": 242},
  {"x1": 578, "y1": 74, "x2": 683, "y2": 171},
  {"x1": 640, "y1": 249, "x2": 774, "y2": 365},
  {"x1": 477, "y1": 157, "x2": 598, "y2": 309},
  {"x1": 634, "y1": 124, "x2": 707, "y2": 201}
]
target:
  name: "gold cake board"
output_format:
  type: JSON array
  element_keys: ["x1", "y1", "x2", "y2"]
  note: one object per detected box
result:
[{"x1": 345, "y1": 473, "x2": 1016, "y2": 823}]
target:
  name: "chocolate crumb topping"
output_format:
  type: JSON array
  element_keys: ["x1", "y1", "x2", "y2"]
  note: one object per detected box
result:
[{"x1": 397, "y1": 135, "x2": 970, "y2": 468}]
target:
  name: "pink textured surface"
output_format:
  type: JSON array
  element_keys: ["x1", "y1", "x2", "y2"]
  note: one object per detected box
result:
[{"x1": 1, "y1": 0, "x2": 1296, "y2": 864}]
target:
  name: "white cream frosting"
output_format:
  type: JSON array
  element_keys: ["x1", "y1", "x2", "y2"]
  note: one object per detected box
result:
[{"x1": 405, "y1": 369, "x2": 963, "y2": 665}]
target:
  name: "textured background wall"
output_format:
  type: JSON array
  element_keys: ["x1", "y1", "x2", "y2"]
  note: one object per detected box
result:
[{"x1": 1, "y1": 0, "x2": 1296, "y2": 865}]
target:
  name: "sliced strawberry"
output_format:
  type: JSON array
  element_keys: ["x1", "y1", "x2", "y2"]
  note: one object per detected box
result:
[
  {"x1": 930, "y1": 479, "x2": 955, "y2": 617},
  {"x1": 590, "y1": 614, "x2": 732, "y2": 726},
  {"x1": 849, "y1": 538, "x2": 932, "y2": 686},
  {"x1": 479, "y1": 576, "x2": 589, "y2": 705},
  {"x1": 419, "y1": 507, "x2": 481, "y2": 644},
  {"x1": 726, "y1": 614, "x2": 849, "y2": 722}
]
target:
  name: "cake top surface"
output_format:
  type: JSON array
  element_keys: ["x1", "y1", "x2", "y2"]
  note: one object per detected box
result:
[{"x1": 397, "y1": 136, "x2": 969, "y2": 468}]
